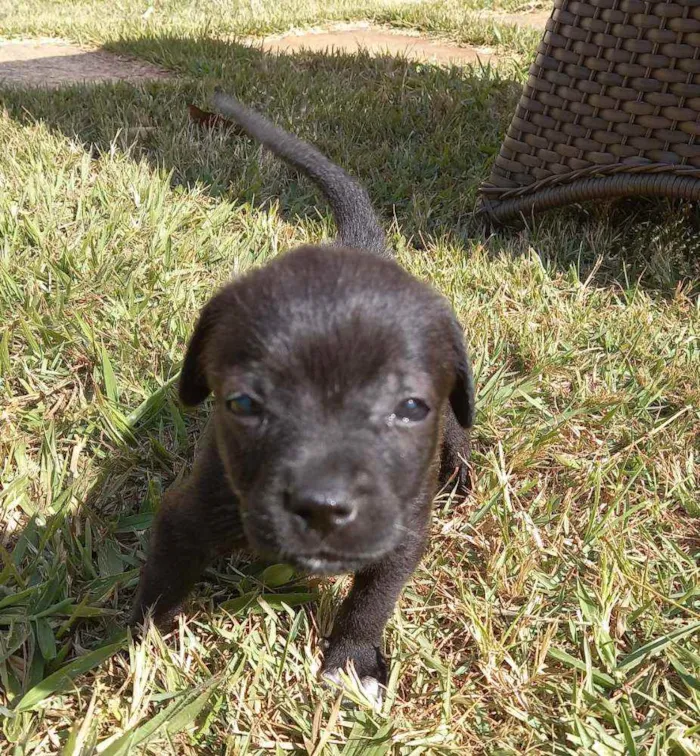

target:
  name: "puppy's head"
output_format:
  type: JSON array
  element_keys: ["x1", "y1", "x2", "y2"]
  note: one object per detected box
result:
[{"x1": 180, "y1": 246, "x2": 474, "y2": 574}]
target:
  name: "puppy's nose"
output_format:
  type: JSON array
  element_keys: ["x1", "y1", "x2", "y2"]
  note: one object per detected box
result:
[{"x1": 286, "y1": 487, "x2": 357, "y2": 535}]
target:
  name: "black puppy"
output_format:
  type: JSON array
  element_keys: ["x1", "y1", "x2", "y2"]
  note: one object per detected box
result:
[{"x1": 131, "y1": 93, "x2": 475, "y2": 698}]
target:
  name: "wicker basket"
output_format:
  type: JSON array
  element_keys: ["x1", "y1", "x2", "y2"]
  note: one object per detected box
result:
[{"x1": 479, "y1": 0, "x2": 700, "y2": 222}]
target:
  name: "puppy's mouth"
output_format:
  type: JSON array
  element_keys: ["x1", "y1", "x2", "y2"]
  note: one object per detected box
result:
[
  {"x1": 285, "y1": 548, "x2": 394, "y2": 576},
  {"x1": 240, "y1": 500, "x2": 403, "y2": 574}
]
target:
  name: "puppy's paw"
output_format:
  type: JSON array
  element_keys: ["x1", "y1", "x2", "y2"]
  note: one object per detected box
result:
[
  {"x1": 321, "y1": 639, "x2": 387, "y2": 707},
  {"x1": 129, "y1": 596, "x2": 181, "y2": 635}
]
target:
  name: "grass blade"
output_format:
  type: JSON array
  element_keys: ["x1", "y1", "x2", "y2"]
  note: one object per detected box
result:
[
  {"x1": 100, "y1": 344, "x2": 119, "y2": 403},
  {"x1": 15, "y1": 637, "x2": 126, "y2": 712},
  {"x1": 100, "y1": 674, "x2": 221, "y2": 756},
  {"x1": 547, "y1": 647, "x2": 616, "y2": 689},
  {"x1": 617, "y1": 622, "x2": 700, "y2": 672}
]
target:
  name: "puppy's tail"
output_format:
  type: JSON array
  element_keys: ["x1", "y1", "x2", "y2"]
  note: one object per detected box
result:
[{"x1": 212, "y1": 91, "x2": 388, "y2": 257}]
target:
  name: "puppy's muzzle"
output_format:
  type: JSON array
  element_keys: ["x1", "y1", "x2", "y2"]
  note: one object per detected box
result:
[{"x1": 278, "y1": 452, "x2": 400, "y2": 556}]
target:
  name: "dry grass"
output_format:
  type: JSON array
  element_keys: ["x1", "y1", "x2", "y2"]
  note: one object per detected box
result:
[{"x1": 1, "y1": 2, "x2": 699, "y2": 753}]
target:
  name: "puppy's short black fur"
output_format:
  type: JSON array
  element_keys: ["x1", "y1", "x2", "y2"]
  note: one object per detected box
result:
[{"x1": 131, "y1": 93, "x2": 475, "y2": 691}]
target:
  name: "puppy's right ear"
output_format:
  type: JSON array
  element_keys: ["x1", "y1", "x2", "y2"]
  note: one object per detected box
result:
[
  {"x1": 179, "y1": 300, "x2": 219, "y2": 406},
  {"x1": 445, "y1": 312, "x2": 476, "y2": 429}
]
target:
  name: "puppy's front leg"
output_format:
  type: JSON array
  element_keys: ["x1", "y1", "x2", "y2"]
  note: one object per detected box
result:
[
  {"x1": 322, "y1": 522, "x2": 429, "y2": 694},
  {"x1": 130, "y1": 486, "x2": 215, "y2": 627},
  {"x1": 130, "y1": 432, "x2": 245, "y2": 628}
]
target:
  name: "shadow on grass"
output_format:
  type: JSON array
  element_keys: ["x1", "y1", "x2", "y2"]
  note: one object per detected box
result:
[
  {"x1": 2, "y1": 35, "x2": 699, "y2": 294},
  {"x1": 0, "y1": 37, "x2": 518, "y2": 237}
]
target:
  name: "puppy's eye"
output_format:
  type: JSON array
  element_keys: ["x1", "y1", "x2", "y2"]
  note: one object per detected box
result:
[
  {"x1": 393, "y1": 398, "x2": 430, "y2": 423},
  {"x1": 225, "y1": 393, "x2": 262, "y2": 418}
]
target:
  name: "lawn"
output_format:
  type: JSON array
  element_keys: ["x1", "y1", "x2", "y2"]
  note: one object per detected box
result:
[{"x1": 1, "y1": 1, "x2": 699, "y2": 754}]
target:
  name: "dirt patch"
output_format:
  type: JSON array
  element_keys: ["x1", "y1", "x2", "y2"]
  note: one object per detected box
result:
[
  {"x1": 0, "y1": 38, "x2": 172, "y2": 88},
  {"x1": 250, "y1": 24, "x2": 498, "y2": 66}
]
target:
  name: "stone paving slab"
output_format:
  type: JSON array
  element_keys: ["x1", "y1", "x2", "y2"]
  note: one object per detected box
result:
[
  {"x1": 249, "y1": 24, "x2": 499, "y2": 66},
  {"x1": 0, "y1": 38, "x2": 172, "y2": 88}
]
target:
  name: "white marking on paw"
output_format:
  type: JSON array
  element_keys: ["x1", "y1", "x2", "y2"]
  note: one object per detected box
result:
[
  {"x1": 321, "y1": 669, "x2": 383, "y2": 710},
  {"x1": 322, "y1": 668, "x2": 342, "y2": 687},
  {"x1": 359, "y1": 676, "x2": 382, "y2": 709}
]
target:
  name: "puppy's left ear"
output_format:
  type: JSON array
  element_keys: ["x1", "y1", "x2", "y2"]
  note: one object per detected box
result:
[
  {"x1": 179, "y1": 298, "x2": 220, "y2": 406},
  {"x1": 446, "y1": 314, "x2": 476, "y2": 428}
]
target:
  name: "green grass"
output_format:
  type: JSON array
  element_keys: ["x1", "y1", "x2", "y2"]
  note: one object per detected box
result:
[{"x1": 1, "y1": 1, "x2": 699, "y2": 753}]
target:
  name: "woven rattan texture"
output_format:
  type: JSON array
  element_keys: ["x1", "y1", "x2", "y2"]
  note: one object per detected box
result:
[{"x1": 480, "y1": 0, "x2": 700, "y2": 221}]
